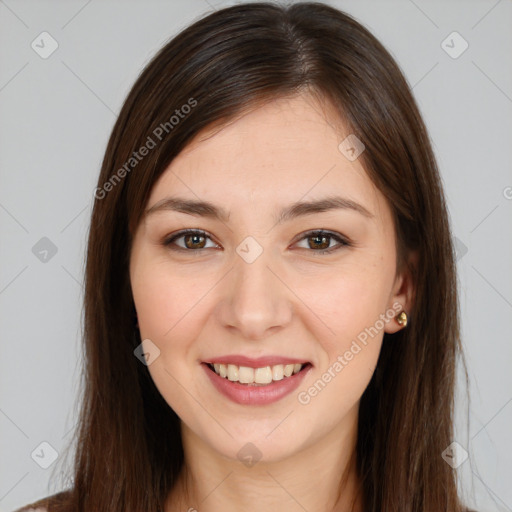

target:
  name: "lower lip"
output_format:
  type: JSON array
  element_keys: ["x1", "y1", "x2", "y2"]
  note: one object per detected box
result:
[{"x1": 202, "y1": 363, "x2": 312, "y2": 405}]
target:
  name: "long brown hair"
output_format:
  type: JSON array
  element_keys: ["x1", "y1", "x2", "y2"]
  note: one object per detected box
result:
[{"x1": 17, "y1": 2, "x2": 471, "y2": 511}]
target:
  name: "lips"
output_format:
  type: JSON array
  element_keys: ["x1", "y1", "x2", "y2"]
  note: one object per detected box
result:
[{"x1": 202, "y1": 360, "x2": 312, "y2": 405}]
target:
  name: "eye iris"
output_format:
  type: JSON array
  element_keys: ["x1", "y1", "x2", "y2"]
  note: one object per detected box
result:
[
  {"x1": 185, "y1": 233, "x2": 206, "y2": 249},
  {"x1": 310, "y1": 234, "x2": 329, "y2": 250}
]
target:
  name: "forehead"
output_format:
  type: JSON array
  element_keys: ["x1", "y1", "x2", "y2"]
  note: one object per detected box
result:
[
  {"x1": 176, "y1": 94, "x2": 350, "y2": 170},
  {"x1": 147, "y1": 94, "x2": 387, "y2": 224}
]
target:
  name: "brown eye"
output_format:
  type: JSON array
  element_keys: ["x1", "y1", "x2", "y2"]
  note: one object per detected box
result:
[
  {"x1": 163, "y1": 230, "x2": 218, "y2": 251},
  {"x1": 295, "y1": 230, "x2": 350, "y2": 255},
  {"x1": 308, "y1": 233, "x2": 330, "y2": 250},
  {"x1": 163, "y1": 229, "x2": 350, "y2": 256},
  {"x1": 184, "y1": 233, "x2": 206, "y2": 249}
]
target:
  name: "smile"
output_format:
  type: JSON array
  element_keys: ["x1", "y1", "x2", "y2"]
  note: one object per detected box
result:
[{"x1": 202, "y1": 362, "x2": 312, "y2": 405}]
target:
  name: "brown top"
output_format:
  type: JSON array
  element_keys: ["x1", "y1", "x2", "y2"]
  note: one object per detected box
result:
[
  {"x1": 12, "y1": 490, "x2": 69, "y2": 512},
  {"x1": 13, "y1": 493, "x2": 479, "y2": 512},
  {"x1": 13, "y1": 507, "x2": 47, "y2": 512}
]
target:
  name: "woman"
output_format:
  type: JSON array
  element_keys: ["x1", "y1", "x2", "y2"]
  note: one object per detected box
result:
[{"x1": 16, "y1": 2, "x2": 474, "y2": 511}]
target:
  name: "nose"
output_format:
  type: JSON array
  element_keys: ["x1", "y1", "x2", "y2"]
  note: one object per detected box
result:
[{"x1": 215, "y1": 248, "x2": 293, "y2": 341}]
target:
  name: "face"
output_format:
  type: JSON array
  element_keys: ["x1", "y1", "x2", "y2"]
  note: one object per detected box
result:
[{"x1": 129, "y1": 93, "x2": 413, "y2": 463}]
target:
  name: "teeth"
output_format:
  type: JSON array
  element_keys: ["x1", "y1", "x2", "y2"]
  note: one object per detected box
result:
[
  {"x1": 209, "y1": 362, "x2": 305, "y2": 385},
  {"x1": 272, "y1": 364, "x2": 284, "y2": 381},
  {"x1": 227, "y1": 364, "x2": 239, "y2": 381},
  {"x1": 254, "y1": 366, "x2": 272, "y2": 384},
  {"x1": 239, "y1": 366, "x2": 254, "y2": 384}
]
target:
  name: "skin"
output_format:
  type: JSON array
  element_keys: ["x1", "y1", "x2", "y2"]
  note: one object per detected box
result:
[{"x1": 129, "y1": 93, "x2": 416, "y2": 512}]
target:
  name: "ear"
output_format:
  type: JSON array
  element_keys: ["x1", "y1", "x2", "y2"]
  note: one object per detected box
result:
[{"x1": 384, "y1": 249, "x2": 418, "y2": 334}]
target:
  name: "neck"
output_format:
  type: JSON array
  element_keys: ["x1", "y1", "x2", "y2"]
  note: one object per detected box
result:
[{"x1": 165, "y1": 406, "x2": 363, "y2": 512}]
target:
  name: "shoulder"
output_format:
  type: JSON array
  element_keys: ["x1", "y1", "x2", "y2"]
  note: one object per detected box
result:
[
  {"x1": 12, "y1": 505, "x2": 47, "y2": 512},
  {"x1": 12, "y1": 490, "x2": 71, "y2": 512}
]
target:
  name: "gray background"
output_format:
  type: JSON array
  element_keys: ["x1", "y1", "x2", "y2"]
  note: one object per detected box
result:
[{"x1": 1, "y1": 0, "x2": 511, "y2": 511}]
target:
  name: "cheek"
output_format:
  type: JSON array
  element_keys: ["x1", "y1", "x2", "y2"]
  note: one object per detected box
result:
[
  {"x1": 294, "y1": 259, "x2": 391, "y2": 407},
  {"x1": 132, "y1": 259, "x2": 209, "y2": 340},
  {"x1": 295, "y1": 269, "x2": 386, "y2": 415},
  {"x1": 131, "y1": 262, "x2": 209, "y2": 414},
  {"x1": 297, "y1": 341, "x2": 381, "y2": 424},
  {"x1": 299, "y1": 260, "x2": 393, "y2": 344}
]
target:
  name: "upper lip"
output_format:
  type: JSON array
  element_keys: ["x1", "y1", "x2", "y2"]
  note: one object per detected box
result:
[{"x1": 204, "y1": 355, "x2": 312, "y2": 368}]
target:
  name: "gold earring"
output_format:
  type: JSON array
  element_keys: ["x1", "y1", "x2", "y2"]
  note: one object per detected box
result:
[{"x1": 397, "y1": 311, "x2": 408, "y2": 327}]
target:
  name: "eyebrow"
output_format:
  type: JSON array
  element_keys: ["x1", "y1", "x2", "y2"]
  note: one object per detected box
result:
[{"x1": 145, "y1": 195, "x2": 374, "y2": 224}]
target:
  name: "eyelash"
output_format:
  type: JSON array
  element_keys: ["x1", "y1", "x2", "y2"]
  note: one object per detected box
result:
[{"x1": 162, "y1": 229, "x2": 351, "y2": 255}]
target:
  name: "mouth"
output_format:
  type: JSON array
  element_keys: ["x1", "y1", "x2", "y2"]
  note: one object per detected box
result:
[
  {"x1": 202, "y1": 360, "x2": 313, "y2": 405},
  {"x1": 204, "y1": 361, "x2": 313, "y2": 386}
]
